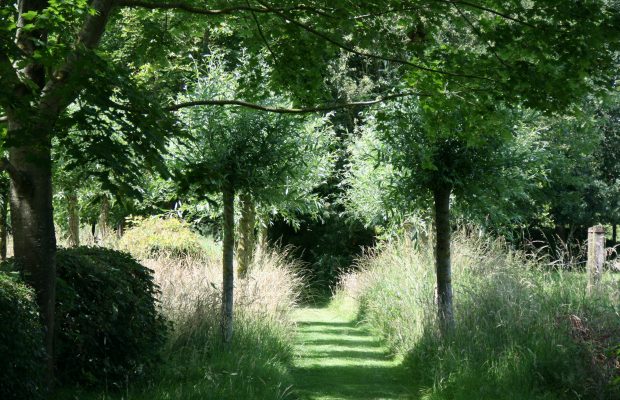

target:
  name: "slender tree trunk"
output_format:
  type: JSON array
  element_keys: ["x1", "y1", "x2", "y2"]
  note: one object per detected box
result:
[
  {"x1": 259, "y1": 215, "x2": 269, "y2": 248},
  {"x1": 97, "y1": 195, "x2": 110, "y2": 242},
  {"x1": 237, "y1": 192, "x2": 256, "y2": 278},
  {"x1": 66, "y1": 191, "x2": 80, "y2": 247},
  {"x1": 222, "y1": 183, "x2": 235, "y2": 346},
  {"x1": 0, "y1": 177, "x2": 9, "y2": 261},
  {"x1": 8, "y1": 136, "x2": 57, "y2": 383},
  {"x1": 613, "y1": 224, "x2": 617, "y2": 244},
  {"x1": 433, "y1": 186, "x2": 454, "y2": 335}
]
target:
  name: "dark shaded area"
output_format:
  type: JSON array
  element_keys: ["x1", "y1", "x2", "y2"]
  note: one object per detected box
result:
[
  {"x1": 297, "y1": 321, "x2": 359, "y2": 328},
  {"x1": 271, "y1": 215, "x2": 375, "y2": 292}
]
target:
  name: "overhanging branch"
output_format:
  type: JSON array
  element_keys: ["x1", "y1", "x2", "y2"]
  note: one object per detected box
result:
[
  {"x1": 438, "y1": 0, "x2": 536, "y2": 28},
  {"x1": 116, "y1": 0, "x2": 334, "y2": 17},
  {"x1": 167, "y1": 92, "x2": 426, "y2": 113},
  {"x1": 256, "y1": 1, "x2": 494, "y2": 81}
]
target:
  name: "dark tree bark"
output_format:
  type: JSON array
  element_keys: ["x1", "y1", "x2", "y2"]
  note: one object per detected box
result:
[
  {"x1": 222, "y1": 182, "x2": 235, "y2": 346},
  {"x1": 555, "y1": 223, "x2": 567, "y2": 242},
  {"x1": 8, "y1": 133, "x2": 57, "y2": 382},
  {"x1": 433, "y1": 186, "x2": 454, "y2": 335},
  {"x1": 0, "y1": 1, "x2": 113, "y2": 384},
  {"x1": 613, "y1": 224, "x2": 617, "y2": 244},
  {"x1": 66, "y1": 191, "x2": 80, "y2": 247},
  {"x1": 237, "y1": 192, "x2": 256, "y2": 278}
]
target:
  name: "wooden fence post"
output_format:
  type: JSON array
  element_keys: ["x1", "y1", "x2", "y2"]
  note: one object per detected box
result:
[{"x1": 587, "y1": 225, "x2": 606, "y2": 294}]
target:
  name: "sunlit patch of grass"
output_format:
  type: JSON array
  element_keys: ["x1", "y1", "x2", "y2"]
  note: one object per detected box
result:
[{"x1": 291, "y1": 307, "x2": 412, "y2": 400}]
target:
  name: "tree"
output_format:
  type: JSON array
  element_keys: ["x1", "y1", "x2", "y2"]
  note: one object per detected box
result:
[
  {"x1": 177, "y1": 56, "x2": 333, "y2": 344},
  {"x1": 347, "y1": 96, "x2": 536, "y2": 333},
  {"x1": 0, "y1": 0, "x2": 617, "y2": 379}
]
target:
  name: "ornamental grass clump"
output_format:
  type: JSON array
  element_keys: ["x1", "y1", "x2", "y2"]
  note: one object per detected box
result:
[
  {"x1": 133, "y1": 245, "x2": 304, "y2": 400},
  {"x1": 337, "y1": 231, "x2": 620, "y2": 399}
]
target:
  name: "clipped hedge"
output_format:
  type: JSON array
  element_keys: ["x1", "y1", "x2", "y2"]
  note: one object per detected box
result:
[
  {"x1": 54, "y1": 247, "x2": 169, "y2": 386},
  {"x1": 0, "y1": 272, "x2": 45, "y2": 400}
]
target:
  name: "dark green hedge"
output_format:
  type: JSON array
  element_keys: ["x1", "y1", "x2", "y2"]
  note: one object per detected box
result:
[
  {"x1": 0, "y1": 272, "x2": 45, "y2": 400},
  {"x1": 54, "y1": 247, "x2": 169, "y2": 386}
]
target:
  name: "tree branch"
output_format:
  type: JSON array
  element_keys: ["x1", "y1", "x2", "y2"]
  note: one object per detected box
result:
[
  {"x1": 167, "y1": 92, "x2": 426, "y2": 113},
  {"x1": 39, "y1": 0, "x2": 115, "y2": 116},
  {"x1": 0, "y1": 51, "x2": 25, "y2": 110},
  {"x1": 452, "y1": 3, "x2": 510, "y2": 70},
  {"x1": 436, "y1": 0, "x2": 536, "y2": 28},
  {"x1": 247, "y1": 1, "x2": 277, "y2": 61},
  {"x1": 0, "y1": 157, "x2": 28, "y2": 187},
  {"x1": 115, "y1": 0, "x2": 334, "y2": 17},
  {"x1": 256, "y1": 1, "x2": 494, "y2": 82}
]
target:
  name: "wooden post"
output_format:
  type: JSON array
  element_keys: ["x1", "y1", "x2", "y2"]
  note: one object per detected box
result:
[{"x1": 587, "y1": 225, "x2": 606, "y2": 294}]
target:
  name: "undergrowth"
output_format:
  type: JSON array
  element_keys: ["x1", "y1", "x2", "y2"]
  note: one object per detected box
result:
[
  {"x1": 336, "y1": 232, "x2": 620, "y2": 399},
  {"x1": 54, "y1": 242, "x2": 302, "y2": 400}
]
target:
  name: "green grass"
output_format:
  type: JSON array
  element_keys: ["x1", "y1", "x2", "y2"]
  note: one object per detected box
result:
[
  {"x1": 291, "y1": 305, "x2": 413, "y2": 400},
  {"x1": 336, "y1": 232, "x2": 620, "y2": 400}
]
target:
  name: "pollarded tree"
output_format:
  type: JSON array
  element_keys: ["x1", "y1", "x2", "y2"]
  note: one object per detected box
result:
[
  {"x1": 177, "y1": 58, "x2": 333, "y2": 344},
  {"x1": 347, "y1": 96, "x2": 536, "y2": 333}
]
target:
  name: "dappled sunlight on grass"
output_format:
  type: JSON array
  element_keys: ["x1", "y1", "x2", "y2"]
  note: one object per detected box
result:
[{"x1": 292, "y1": 307, "x2": 412, "y2": 400}]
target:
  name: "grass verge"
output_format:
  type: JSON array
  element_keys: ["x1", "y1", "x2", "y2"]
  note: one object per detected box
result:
[{"x1": 336, "y1": 232, "x2": 620, "y2": 399}]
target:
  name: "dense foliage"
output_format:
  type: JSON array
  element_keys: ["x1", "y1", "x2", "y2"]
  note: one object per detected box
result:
[
  {"x1": 0, "y1": 273, "x2": 45, "y2": 400},
  {"x1": 54, "y1": 247, "x2": 168, "y2": 386},
  {"x1": 1, "y1": 0, "x2": 619, "y2": 397}
]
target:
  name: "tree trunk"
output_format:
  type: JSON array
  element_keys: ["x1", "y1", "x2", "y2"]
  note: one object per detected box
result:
[
  {"x1": 97, "y1": 195, "x2": 110, "y2": 242},
  {"x1": 613, "y1": 224, "x2": 617, "y2": 244},
  {"x1": 237, "y1": 192, "x2": 256, "y2": 278},
  {"x1": 0, "y1": 177, "x2": 9, "y2": 261},
  {"x1": 222, "y1": 183, "x2": 235, "y2": 346},
  {"x1": 433, "y1": 186, "x2": 454, "y2": 335},
  {"x1": 259, "y1": 215, "x2": 269, "y2": 248},
  {"x1": 66, "y1": 191, "x2": 80, "y2": 247},
  {"x1": 9, "y1": 138, "x2": 57, "y2": 383}
]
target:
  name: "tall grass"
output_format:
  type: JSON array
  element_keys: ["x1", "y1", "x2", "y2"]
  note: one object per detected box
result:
[
  {"x1": 54, "y1": 243, "x2": 304, "y2": 400},
  {"x1": 336, "y1": 231, "x2": 620, "y2": 399}
]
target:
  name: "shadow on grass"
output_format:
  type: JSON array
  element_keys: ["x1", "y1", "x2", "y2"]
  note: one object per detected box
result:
[
  {"x1": 304, "y1": 338, "x2": 383, "y2": 347},
  {"x1": 303, "y1": 349, "x2": 391, "y2": 361},
  {"x1": 292, "y1": 365, "x2": 411, "y2": 399},
  {"x1": 293, "y1": 315, "x2": 412, "y2": 399},
  {"x1": 297, "y1": 321, "x2": 358, "y2": 328}
]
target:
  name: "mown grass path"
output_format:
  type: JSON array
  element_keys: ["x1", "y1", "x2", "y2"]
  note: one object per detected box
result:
[{"x1": 291, "y1": 307, "x2": 413, "y2": 400}]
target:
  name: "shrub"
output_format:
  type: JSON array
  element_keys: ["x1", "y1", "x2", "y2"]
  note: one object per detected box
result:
[
  {"x1": 119, "y1": 217, "x2": 213, "y2": 260},
  {"x1": 55, "y1": 247, "x2": 168, "y2": 386},
  {"x1": 0, "y1": 272, "x2": 45, "y2": 400},
  {"x1": 53, "y1": 245, "x2": 303, "y2": 399}
]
